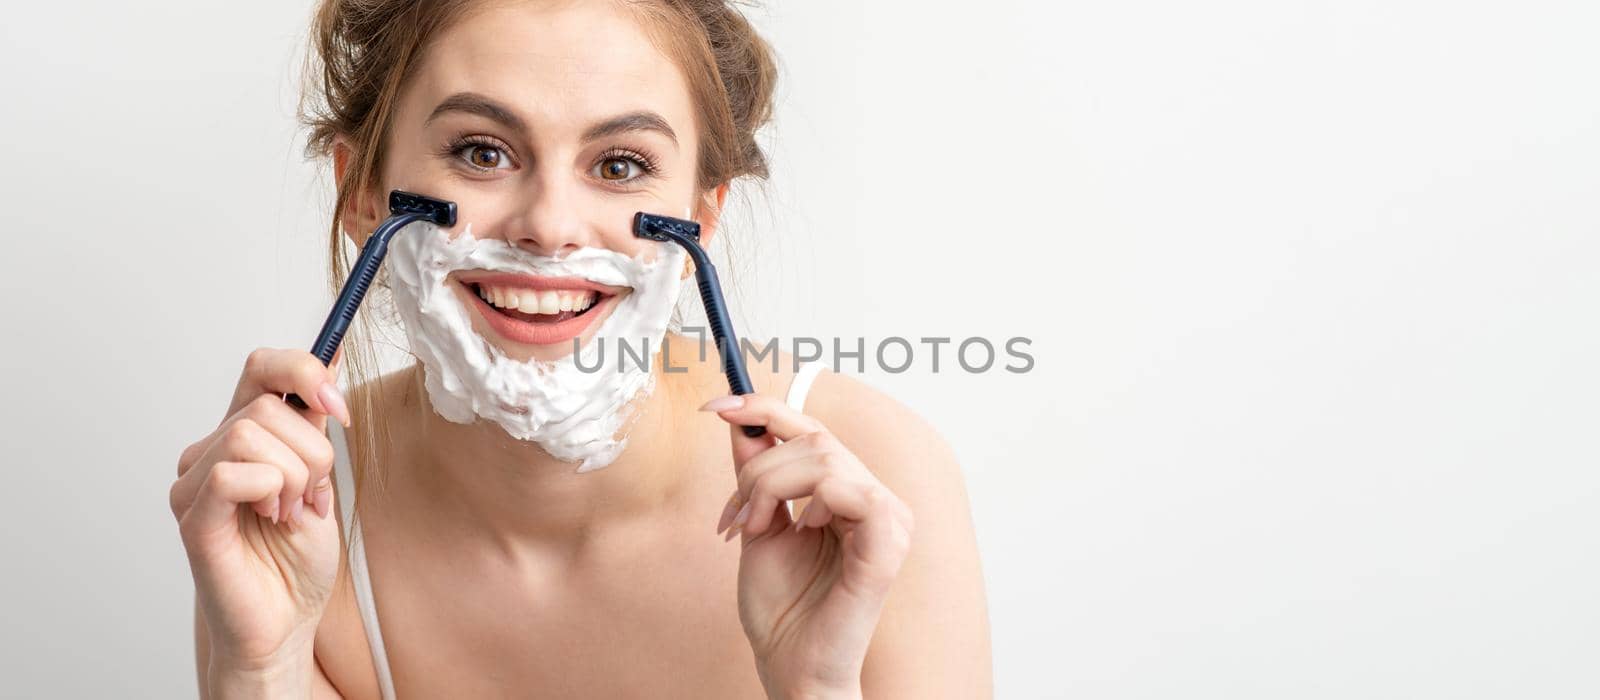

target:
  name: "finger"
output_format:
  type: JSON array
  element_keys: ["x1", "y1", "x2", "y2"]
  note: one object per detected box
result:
[
  {"x1": 728, "y1": 421, "x2": 777, "y2": 468},
  {"x1": 700, "y1": 392, "x2": 825, "y2": 444},
  {"x1": 734, "y1": 492, "x2": 794, "y2": 542},
  {"x1": 715, "y1": 488, "x2": 743, "y2": 534},
  {"x1": 794, "y1": 496, "x2": 835, "y2": 532},
  {"x1": 182, "y1": 461, "x2": 286, "y2": 539},
  {"x1": 836, "y1": 483, "x2": 914, "y2": 593},
  {"x1": 178, "y1": 403, "x2": 330, "y2": 522},
  {"x1": 726, "y1": 438, "x2": 835, "y2": 538},
  {"x1": 742, "y1": 458, "x2": 873, "y2": 539},
  {"x1": 177, "y1": 438, "x2": 207, "y2": 478},
  {"x1": 231, "y1": 395, "x2": 335, "y2": 507},
  {"x1": 197, "y1": 418, "x2": 311, "y2": 526},
  {"x1": 179, "y1": 350, "x2": 340, "y2": 482},
  {"x1": 308, "y1": 473, "x2": 335, "y2": 521},
  {"x1": 733, "y1": 434, "x2": 832, "y2": 502},
  {"x1": 172, "y1": 471, "x2": 248, "y2": 523},
  {"x1": 733, "y1": 431, "x2": 866, "y2": 538},
  {"x1": 228, "y1": 348, "x2": 343, "y2": 422},
  {"x1": 324, "y1": 348, "x2": 349, "y2": 428},
  {"x1": 721, "y1": 446, "x2": 817, "y2": 539}
]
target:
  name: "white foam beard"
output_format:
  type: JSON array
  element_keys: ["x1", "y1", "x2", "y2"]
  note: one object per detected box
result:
[{"x1": 387, "y1": 222, "x2": 686, "y2": 472}]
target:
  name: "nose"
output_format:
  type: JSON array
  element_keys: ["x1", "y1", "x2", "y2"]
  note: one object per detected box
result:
[{"x1": 500, "y1": 172, "x2": 597, "y2": 257}]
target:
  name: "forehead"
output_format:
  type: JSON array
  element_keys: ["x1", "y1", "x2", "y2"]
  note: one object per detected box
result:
[{"x1": 409, "y1": 0, "x2": 695, "y2": 134}]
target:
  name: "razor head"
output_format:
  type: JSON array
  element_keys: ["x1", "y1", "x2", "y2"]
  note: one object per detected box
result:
[
  {"x1": 633, "y1": 211, "x2": 700, "y2": 242},
  {"x1": 389, "y1": 190, "x2": 458, "y2": 227}
]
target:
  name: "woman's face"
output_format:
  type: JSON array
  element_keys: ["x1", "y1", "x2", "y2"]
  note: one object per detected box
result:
[{"x1": 342, "y1": 0, "x2": 711, "y2": 362}]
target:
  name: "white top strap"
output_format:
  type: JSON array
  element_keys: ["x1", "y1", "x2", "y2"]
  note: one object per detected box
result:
[
  {"x1": 779, "y1": 362, "x2": 826, "y2": 520},
  {"x1": 329, "y1": 423, "x2": 398, "y2": 700},
  {"x1": 786, "y1": 361, "x2": 825, "y2": 413}
]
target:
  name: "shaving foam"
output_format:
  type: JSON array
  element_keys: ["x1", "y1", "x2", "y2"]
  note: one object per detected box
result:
[{"x1": 387, "y1": 222, "x2": 686, "y2": 472}]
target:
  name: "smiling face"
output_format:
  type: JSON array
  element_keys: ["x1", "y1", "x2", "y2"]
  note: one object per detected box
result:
[{"x1": 340, "y1": 0, "x2": 716, "y2": 362}]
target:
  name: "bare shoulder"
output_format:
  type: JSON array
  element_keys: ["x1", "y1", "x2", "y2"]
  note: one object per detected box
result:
[
  {"x1": 741, "y1": 350, "x2": 965, "y2": 491},
  {"x1": 803, "y1": 367, "x2": 964, "y2": 491},
  {"x1": 799, "y1": 366, "x2": 996, "y2": 697}
]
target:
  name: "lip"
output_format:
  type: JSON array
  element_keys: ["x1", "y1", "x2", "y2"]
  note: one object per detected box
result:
[{"x1": 456, "y1": 274, "x2": 622, "y2": 347}]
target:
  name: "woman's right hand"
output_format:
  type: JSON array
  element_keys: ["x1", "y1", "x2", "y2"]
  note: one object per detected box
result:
[{"x1": 169, "y1": 348, "x2": 351, "y2": 690}]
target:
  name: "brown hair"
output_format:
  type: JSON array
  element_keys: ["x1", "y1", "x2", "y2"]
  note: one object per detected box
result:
[{"x1": 297, "y1": 0, "x2": 778, "y2": 488}]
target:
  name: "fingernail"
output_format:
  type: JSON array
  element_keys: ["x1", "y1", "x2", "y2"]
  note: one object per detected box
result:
[
  {"x1": 724, "y1": 502, "x2": 753, "y2": 542},
  {"x1": 699, "y1": 395, "x2": 744, "y2": 412},
  {"x1": 270, "y1": 499, "x2": 280, "y2": 525},
  {"x1": 319, "y1": 383, "x2": 352, "y2": 427},
  {"x1": 716, "y1": 492, "x2": 741, "y2": 534},
  {"x1": 793, "y1": 502, "x2": 810, "y2": 531},
  {"x1": 289, "y1": 498, "x2": 304, "y2": 526},
  {"x1": 313, "y1": 483, "x2": 332, "y2": 519}
]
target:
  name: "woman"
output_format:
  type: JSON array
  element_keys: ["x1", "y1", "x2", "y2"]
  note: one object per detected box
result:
[{"x1": 169, "y1": 0, "x2": 991, "y2": 697}]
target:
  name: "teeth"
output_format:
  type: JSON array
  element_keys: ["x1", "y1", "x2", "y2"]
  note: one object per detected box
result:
[
  {"x1": 475, "y1": 283, "x2": 599, "y2": 315},
  {"x1": 539, "y1": 291, "x2": 561, "y2": 314},
  {"x1": 515, "y1": 293, "x2": 542, "y2": 314}
]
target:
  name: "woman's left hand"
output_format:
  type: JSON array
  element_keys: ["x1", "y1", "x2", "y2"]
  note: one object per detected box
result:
[{"x1": 701, "y1": 392, "x2": 916, "y2": 700}]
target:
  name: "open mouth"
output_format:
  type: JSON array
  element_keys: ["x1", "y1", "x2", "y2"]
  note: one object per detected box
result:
[
  {"x1": 457, "y1": 273, "x2": 622, "y2": 347},
  {"x1": 472, "y1": 283, "x2": 606, "y2": 322}
]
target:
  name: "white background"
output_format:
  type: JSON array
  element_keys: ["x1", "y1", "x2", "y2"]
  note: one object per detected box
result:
[{"x1": 2, "y1": 1, "x2": 1597, "y2": 697}]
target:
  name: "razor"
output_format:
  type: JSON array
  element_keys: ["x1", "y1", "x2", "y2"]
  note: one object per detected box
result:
[
  {"x1": 285, "y1": 190, "x2": 457, "y2": 410},
  {"x1": 632, "y1": 211, "x2": 766, "y2": 438}
]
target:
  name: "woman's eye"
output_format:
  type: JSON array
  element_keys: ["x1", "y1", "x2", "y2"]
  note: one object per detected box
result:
[
  {"x1": 461, "y1": 144, "x2": 510, "y2": 170},
  {"x1": 597, "y1": 157, "x2": 641, "y2": 182}
]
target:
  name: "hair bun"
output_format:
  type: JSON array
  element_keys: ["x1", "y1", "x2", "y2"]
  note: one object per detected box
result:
[{"x1": 693, "y1": 0, "x2": 778, "y2": 180}]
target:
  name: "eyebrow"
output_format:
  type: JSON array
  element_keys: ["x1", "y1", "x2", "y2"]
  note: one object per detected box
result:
[
  {"x1": 426, "y1": 92, "x2": 527, "y2": 134},
  {"x1": 425, "y1": 91, "x2": 678, "y2": 148},
  {"x1": 581, "y1": 110, "x2": 678, "y2": 147}
]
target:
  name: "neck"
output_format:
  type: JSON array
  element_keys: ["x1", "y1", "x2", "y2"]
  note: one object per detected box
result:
[{"x1": 383, "y1": 354, "x2": 697, "y2": 553}]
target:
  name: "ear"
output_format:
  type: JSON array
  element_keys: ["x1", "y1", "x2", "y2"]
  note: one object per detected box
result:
[
  {"x1": 682, "y1": 183, "x2": 730, "y2": 279},
  {"x1": 693, "y1": 183, "x2": 730, "y2": 248},
  {"x1": 332, "y1": 136, "x2": 384, "y2": 246}
]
